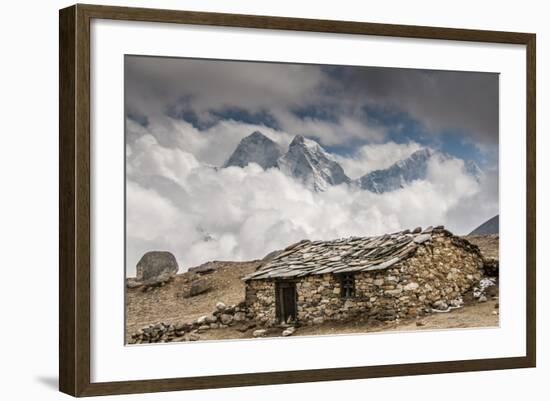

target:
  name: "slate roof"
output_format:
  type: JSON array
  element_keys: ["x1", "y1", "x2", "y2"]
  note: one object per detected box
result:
[{"x1": 244, "y1": 226, "x2": 447, "y2": 281}]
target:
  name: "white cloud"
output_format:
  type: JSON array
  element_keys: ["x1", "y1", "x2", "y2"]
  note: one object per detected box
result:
[
  {"x1": 335, "y1": 141, "x2": 422, "y2": 179},
  {"x1": 127, "y1": 116, "x2": 295, "y2": 168},
  {"x1": 125, "y1": 133, "x2": 498, "y2": 276}
]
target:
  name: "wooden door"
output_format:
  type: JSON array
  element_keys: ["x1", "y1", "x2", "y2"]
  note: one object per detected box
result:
[{"x1": 276, "y1": 281, "x2": 296, "y2": 324}]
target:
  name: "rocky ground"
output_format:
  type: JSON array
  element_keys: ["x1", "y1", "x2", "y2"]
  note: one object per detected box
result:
[
  {"x1": 464, "y1": 234, "x2": 499, "y2": 260},
  {"x1": 126, "y1": 235, "x2": 499, "y2": 343},
  {"x1": 163, "y1": 297, "x2": 499, "y2": 341},
  {"x1": 125, "y1": 260, "x2": 260, "y2": 343}
]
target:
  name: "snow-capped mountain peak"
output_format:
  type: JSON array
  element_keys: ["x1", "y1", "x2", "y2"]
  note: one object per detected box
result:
[
  {"x1": 223, "y1": 131, "x2": 282, "y2": 170},
  {"x1": 278, "y1": 135, "x2": 350, "y2": 192},
  {"x1": 355, "y1": 147, "x2": 482, "y2": 193},
  {"x1": 222, "y1": 133, "x2": 482, "y2": 194},
  {"x1": 356, "y1": 148, "x2": 433, "y2": 193}
]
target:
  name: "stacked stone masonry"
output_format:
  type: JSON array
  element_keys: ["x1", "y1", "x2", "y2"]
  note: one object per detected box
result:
[{"x1": 245, "y1": 229, "x2": 485, "y2": 325}]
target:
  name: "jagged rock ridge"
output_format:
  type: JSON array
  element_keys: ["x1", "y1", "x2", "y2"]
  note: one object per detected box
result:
[
  {"x1": 222, "y1": 131, "x2": 482, "y2": 193},
  {"x1": 355, "y1": 148, "x2": 482, "y2": 193},
  {"x1": 355, "y1": 148, "x2": 432, "y2": 193},
  {"x1": 224, "y1": 131, "x2": 282, "y2": 170},
  {"x1": 277, "y1": 135, "x2": 350, "y2": 191}
]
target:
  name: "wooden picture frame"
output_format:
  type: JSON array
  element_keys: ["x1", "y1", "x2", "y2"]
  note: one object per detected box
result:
[{"x1": 59, "y1": 3, "x2": 536, "y2": 397}]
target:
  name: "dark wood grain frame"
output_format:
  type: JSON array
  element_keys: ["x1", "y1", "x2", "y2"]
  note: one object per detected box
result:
[{"x1": 59, "y1": 3, "x2": 536, "y2": 397}]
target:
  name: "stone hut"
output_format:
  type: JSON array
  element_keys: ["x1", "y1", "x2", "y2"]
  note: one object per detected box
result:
[{"x1": 243, "y1": 226, "x2": 485, "y2": 326}]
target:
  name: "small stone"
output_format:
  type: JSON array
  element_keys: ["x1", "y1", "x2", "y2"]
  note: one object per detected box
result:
[
  {"x1": 196, "y1": 315, "x2": 208, "y2": 325},
  {"x1": 233, "y1": 311, "x2": 246, "y2": 322},
  {"x1": 215, "y1": 301, "x2": 226, "y2": 312},
  {"x1": 385, "y1": 288, "x2": 403, "y2": 297},
  {"x1": 188, "y1": 333, "x2": 200, "y2": 341},
  {"x1": 126, "y1": 278, "x2": 143, "y2": 289},
  {"x1": 252, "y1": 329, "x2": 267, "y2": 338},
  {"x1": 188, "y1": 278, "x2": 211, "y2": 297},
  {"x1": 492, "y1": 310, "x2": 499, "y2": 315},
  {"x1": 206, "y1": 314, "x2": 217, "y2": 323},
  {"x1": 198, "y1": 325, "x2": 210, "y2": 331},
  {"x1": 404, "y1": 282, "x2": 419, "y2": 291},
  {"x1": 478, "y1": 295, "x2": 487, "y2": 303},
  {"x1": 373, "y1": 279, "x2": 384, "y2": 286},
  {"x1": 220, "y1": 314, "x2": 234, "y2": 325},
  {"x1": 282, "y1": 327, "x2": 296, "y2": 337},
  {"x1": 312, "y1": 317, "x2": 324, "y2": 325},
  {"x1": 416, "y1": 320, "x2": 425, "y2": 327},
  {"x1": 433, "y1": 300, "x2": 448, "y2": 311}
]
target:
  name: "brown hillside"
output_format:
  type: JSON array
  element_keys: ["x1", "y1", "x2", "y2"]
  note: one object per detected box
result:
[
  {"x1": 464, "y1": 234, "x2": 499, "y2": 260},
  {"x1": 125, "y1": 260, "x2": 259, "y2": 342}
]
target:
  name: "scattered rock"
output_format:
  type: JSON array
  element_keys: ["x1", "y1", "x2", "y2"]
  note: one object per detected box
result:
[
  {"x1": 220, "y1": 314, "x2": 234, "y2": 325},
  {"x1": 188, "y1": 333, "x2": 200, "y2": 341},
  {"x1": 233, "y1": 312, "x2": 247, "y2": 322},
  {"x1": 432, "y1": 300, "x2": 449, "y2": 311},
  {"x1": 478, "y1": 295, "x2": 487, "y2": 303},
  {"x1": 416, "y1": 320, "x2": 425, "y2": 327},
  {"x1": 282, "y1": 327, "x2": 296, "y2": 336},
  {"x1": 237, "y1": 322, "x2": 256, "y2": 332},
  {"x1": 188, "y1": 278, "x2": 211, "y2": 297},
  {"x1": 215, "y1": 302, "x2": 226, "y2": 312},
  {"x1": 312, "y1": 317, "x2": 324, "y2": 325},
  {"x1": 126, "y1": 278, "x2": 143, "y2": 289},
  {"x1": 449, "y1": 298, "x2": 463, "y2": 308},
  {"x1": 188, "y1": 261, "x2": 217, "y2": 274},
  {"x1": 206, "y1": 314, "x2": 217, "y2": 324},
  {"x1": 252, "y1": 329, "x2": 267, "y2": 338}
]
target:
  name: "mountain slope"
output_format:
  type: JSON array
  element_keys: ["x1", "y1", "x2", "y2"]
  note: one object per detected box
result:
[
  {"x1": 224, "y1": 131, "x2": 282, "y2": 169},
  {"x1": 278, "y1": 135, "x2": 350, "y2": 191},
  {"x1": 356, "y1": 148, "x2": 482, "y2": 193},
  {"x1": 356, "y1": 148, "x2": 433, "y2": 193},
  {"x1": 469, "y1": 215, "x2": 499, "y2": 235}
]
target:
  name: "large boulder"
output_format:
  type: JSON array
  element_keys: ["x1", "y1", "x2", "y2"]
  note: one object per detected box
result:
[{"x1": 136, "y1": 251, "x2": 178, "y2": 285}]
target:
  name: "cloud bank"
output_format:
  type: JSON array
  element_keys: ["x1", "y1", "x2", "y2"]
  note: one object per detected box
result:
[{"x1": 125, "y1": 116, "x2": 498, "y2": 276}]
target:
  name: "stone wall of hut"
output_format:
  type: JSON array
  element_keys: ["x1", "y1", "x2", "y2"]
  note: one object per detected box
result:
[{"x1": 245, "y1": 232, "x2": 485, "y2": 326}]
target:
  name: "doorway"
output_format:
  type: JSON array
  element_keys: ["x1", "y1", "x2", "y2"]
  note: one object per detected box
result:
[{"x1": 275, "y1": 281, "x2": 297, "y2": 324}]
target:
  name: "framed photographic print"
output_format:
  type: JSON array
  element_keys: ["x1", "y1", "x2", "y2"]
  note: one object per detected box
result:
[{"x1": 59, "y1": 4, "x2": 536, "y2": 397}]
